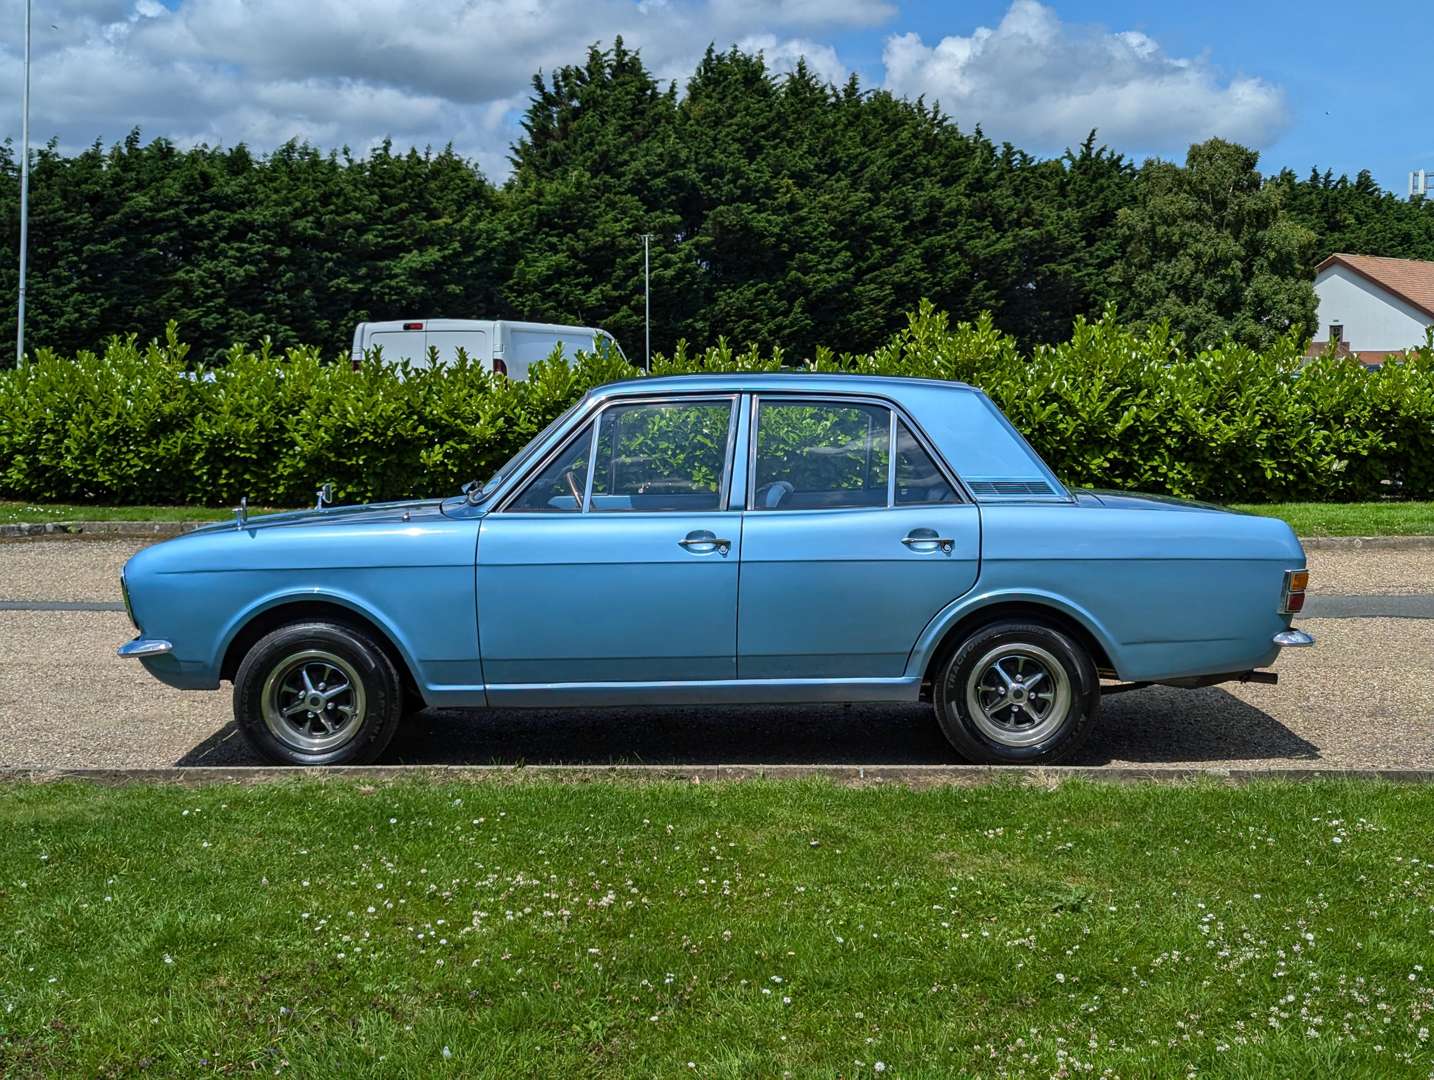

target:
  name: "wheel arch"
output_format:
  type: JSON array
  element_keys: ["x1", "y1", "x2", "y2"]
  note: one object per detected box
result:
[
  {"x1": 912, "y1": 594, "x2": 1119, "y2": 700},
  {"x1": 218, "y1": 595, "x2": 424, "y2": 704}
]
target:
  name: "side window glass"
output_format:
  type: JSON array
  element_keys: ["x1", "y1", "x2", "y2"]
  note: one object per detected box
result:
[
  {"x1": 590, "y1": 400, "x2": 733, "y2": 512},
  {"x1": 895, "y1": 420, "x2": 958, "y2": 504},
  {"x1": 752, "y1": 400, "x2": 890, "y2": 510},
  {"x1": 506, "y1": 422, "x2": 594, "y2": 512}
]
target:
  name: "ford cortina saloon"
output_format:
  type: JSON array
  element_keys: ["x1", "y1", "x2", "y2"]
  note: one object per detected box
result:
[{"x1": 119, "y1": 374, "x2": 1313, "y2": 766}]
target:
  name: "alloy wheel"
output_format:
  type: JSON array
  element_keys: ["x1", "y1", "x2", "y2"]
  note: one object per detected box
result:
[
  {"x1": 963, "y1": 642, "x2": 1072, "y2": 748},
  {"x1": 260, "y1": 648, "x2": 367, "y2": 753}
]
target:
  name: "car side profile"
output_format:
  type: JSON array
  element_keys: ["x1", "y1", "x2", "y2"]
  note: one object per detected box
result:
[{"x1": 118, "y1": 373, "x2": 1313, "y2": 766}]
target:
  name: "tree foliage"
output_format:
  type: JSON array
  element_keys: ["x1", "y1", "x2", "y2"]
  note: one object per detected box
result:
[
  {"x1": 1114, "y1": 140, "x2": 1319, "y2": 350},
  {"x1": 2, "y1": 306, "x2": 1427, "y2": 507},
  {"x1": 0, "y1": 40, "x2": 1430, "y2": 366}
]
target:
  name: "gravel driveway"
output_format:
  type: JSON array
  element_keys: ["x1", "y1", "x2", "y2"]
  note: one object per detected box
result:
[{"x1": 1, "y1": 537, "x2": 1430, "y2": 770}]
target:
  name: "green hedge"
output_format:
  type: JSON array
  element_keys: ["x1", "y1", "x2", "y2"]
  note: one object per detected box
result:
[{"x1": 2, "y1": 306, "x2": 1431, "y2": 506}]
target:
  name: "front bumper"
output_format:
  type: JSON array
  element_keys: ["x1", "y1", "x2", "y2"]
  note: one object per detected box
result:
[
  {"x1": 1273, "y1": 628, "x2": 1315, "y2": 647},
  {"x1": 116, "y1": 637, "x2": 173, "y2": 658}
]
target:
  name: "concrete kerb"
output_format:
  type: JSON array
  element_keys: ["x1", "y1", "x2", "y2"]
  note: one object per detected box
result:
[
  {"x1": 4, "y1": 764, "x2": 1434, "y2": 788},
  {"x1": 1299, "y1": 535, "x2": 1434, "y2": 550}
]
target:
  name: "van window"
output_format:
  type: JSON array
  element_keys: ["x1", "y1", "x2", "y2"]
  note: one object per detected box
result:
[{"x1": 511, "y1": 330, "x2": 594, "y2": 369}]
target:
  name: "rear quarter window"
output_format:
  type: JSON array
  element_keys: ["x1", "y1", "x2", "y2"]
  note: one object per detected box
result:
[{"x1": 903, "y1": 390, "x2": 1066, "y2": 501}]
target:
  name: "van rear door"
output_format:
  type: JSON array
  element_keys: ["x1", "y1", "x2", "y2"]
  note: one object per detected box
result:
[
  {"x1": 427, "y1": 329, "x2": 490, "y2": 369},
  {"x1": 368, "y1": 330, "x2": 429, "y2": 367}
]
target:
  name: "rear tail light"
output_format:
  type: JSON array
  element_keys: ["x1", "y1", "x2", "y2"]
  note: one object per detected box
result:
[
  {"x1": 493, "y1": 358, "x2": 508, "y2": 377},
  {"x1": 1280, "y1": 569, "x2": 1309, "y2": 615},
  {"x1": 351, "y1": 357, "x2": 361, "y2": 371}
]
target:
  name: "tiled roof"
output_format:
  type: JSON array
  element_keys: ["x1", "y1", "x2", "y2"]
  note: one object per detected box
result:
[
  {"x1": 1305, "y1": 342, "x2": 1411, "y2": 367},
  {"x1": 1317, "y1": 253, "x2": 1434, "y2": 319}
]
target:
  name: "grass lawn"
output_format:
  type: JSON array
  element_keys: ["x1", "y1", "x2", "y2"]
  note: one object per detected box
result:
[
  {"x1": 1, "y1": 778, "x2": 1431, "y2": 1078},
  {"x1": 1233, "y1": 501, "x2": 1434, "y2": 537},
  {"x1": 5, "y1": 499, "x2": 1434, "y2": 536},
  {"x1": 0, "y1": 501, "x2": 291, "y2": 524}
]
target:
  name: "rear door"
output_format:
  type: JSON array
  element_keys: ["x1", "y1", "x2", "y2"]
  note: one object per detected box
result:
[
  {"x1": 427, "y1": 329, "x2": 489, "y2": 369},
  {"x1": 368, "y1": 330, "x2": 428, "y2": 367},
  {"x1": 737, "y1": 395, "x2": 981, "y2": 679}
]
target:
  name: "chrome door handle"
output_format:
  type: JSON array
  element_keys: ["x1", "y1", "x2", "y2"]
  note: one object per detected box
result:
[
  {"x1": 902, "y1": 531, "x2": 954, "y2": 554},
  {"x1": 679, "y1": 533, "x2": 731, "y2": 556}
]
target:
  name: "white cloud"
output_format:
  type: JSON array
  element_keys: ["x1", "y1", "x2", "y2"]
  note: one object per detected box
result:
[
  {"x1": 881, "y1": 0, "x2": 1288, "y2": 155},
  {"x1": 733, "y1": 34, "x2": 847, "y2": 84},
  {"x1": 0, "y1": 0, "x2": 1288, "y2": 180},
  {"x1": 709, "y1": 0, "x2": 894, "y2": 29},
  {"x1": 0, "y1": 0, "x2": 875, "y2": 177}
]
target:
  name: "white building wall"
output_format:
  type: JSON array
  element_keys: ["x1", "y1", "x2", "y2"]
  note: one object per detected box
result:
[{"x1": 1314, "y1": 265, "x2": 1433, "y2": 351}]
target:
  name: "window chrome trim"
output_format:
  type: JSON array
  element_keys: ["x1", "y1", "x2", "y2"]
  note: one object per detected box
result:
[
  {"x1": 745, "y1": 391, "x2": 971, "y2": 512},
  {"x1": 581, "y1": 407, "x2": 601, "y2": 511},
  {"x1": 887, "y1": 407, "x2": 897, "y2": 508},
  {"x1": 499, "y1": 392, "x2": 741, "y2": 515}
]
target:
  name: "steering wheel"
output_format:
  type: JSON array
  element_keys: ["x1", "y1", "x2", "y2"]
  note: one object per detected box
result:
[
  {"x1": 754, "y1": 480, "x2": 794, "y2": 509},
  {"x1": 563, "y1": 468, "x2": 584, "y2": 509}
]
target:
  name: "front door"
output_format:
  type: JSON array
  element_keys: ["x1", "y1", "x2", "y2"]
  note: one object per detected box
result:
[
  {"x1": 738, "y1": 396, "x2": 981, "y2": 679},
  {"x1": 478, "y1": 395, "x2": 741, "y2": 701}
]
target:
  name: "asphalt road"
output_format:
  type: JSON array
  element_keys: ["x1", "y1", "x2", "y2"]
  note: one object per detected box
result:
[{"x1": 1, "y1": 538, "x2": 1430, "y2": 770}]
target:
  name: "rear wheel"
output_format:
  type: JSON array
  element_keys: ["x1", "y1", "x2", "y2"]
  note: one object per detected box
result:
[
  {"x1": 233, "y1": 621, "x2": 403, "y2": 766},
  {"x1": 933, "y1": 620, "x2": 1099, "y2": 765}
]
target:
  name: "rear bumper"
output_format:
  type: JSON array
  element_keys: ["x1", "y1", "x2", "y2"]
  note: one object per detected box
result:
[{"x1": 1273, "y1": 628, "x2": 1315, "y2": 647}]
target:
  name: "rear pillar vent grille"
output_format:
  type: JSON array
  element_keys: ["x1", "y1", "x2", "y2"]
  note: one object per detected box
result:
[{"x1": 967, "y1": 479, "x2": 1054, "y2": 496}]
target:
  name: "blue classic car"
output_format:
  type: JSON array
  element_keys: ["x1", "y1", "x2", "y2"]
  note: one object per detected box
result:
[{"x1": 119, "y1": 374, "x2": 1313, "y2": 766}]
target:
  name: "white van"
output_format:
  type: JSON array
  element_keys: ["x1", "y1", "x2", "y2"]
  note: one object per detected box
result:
[{"x1": 350, "y1": 319, "x2": 626, "y2": 379}]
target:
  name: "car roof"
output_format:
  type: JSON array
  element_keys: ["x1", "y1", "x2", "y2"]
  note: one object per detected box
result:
[{"x1": 589, "y1": 372, "x2": 978, "y2": 400}]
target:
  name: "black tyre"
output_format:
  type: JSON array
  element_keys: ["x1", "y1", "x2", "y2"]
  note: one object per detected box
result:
[
  {"x1": 233, "y1": 621, "x2": 404, "y2": 766},
  {"x1": 933, "y1": 620, "x2": 1100, "y2": 765}
]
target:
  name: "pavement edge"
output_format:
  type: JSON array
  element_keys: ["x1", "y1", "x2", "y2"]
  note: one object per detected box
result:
[{"x1": 4, "y1": 764, "x2": 1434, "y2": 787}]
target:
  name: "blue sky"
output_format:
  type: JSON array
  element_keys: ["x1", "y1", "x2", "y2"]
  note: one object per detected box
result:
[
  {"x1": 884, "y1": 1, "x2": 1428, "y2": 190},
  {"x1": 0, "y1": 0, "x2": 1424, "y2": 192}
]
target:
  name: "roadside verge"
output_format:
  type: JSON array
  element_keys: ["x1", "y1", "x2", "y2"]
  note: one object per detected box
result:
[{"x1": 6, "y1": 763, "x2": 1434, "y2": 786}]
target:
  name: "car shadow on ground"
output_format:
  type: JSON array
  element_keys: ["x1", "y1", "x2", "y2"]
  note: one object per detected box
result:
[{"x1": 176, "y1": 685, "x2": 1319, "y2": 767}]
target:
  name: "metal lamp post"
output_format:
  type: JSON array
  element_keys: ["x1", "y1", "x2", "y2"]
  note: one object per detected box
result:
[
  {"x1": 16, "y1": 0, "x2": 30, "y2": 365},
  {"x1": 639, "y1": 232, "x2": 653, "y2": 372}
]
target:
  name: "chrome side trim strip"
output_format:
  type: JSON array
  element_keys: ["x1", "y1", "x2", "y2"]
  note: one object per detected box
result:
[
  {"x1": 1273, "y1": 629, "x2": 1315, "y2": 647},
  {"x1": 483, "y1": 675, "x2": 924, "y2": 707},
  {"x1": 117, "y1": 638, "x2": 173, "y2": 658}
]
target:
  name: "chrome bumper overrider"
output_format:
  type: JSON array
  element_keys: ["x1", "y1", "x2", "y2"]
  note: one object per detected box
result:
[
  {"x1": 117, "y1": 638, "x2": 173, "y2": 658},
  {"x1": 1273, "y1": 629, "x2": 1315, "y2": 648}
]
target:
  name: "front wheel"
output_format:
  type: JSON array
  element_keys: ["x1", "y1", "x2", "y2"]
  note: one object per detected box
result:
[
  {"x1": 233, "y1": 621, "x2": 404, "y2": 766},
  {"x1": 933, "y1": 620, "x2": 1100, "y2": 765}
]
